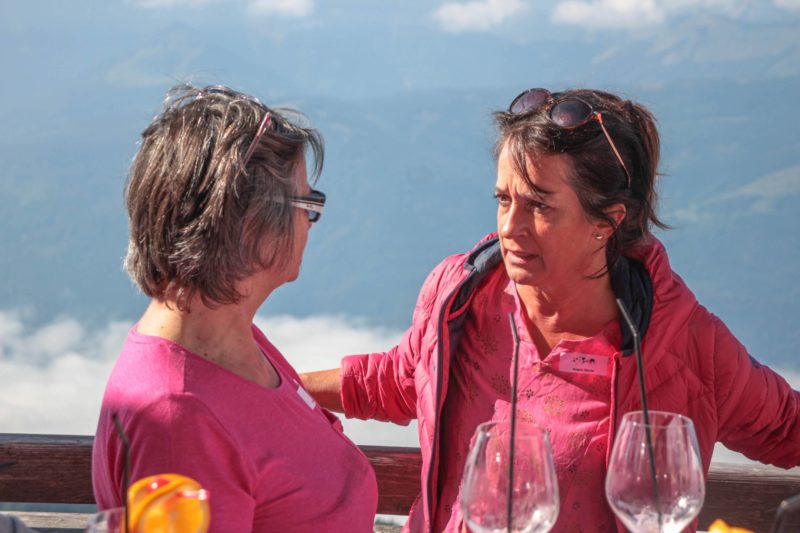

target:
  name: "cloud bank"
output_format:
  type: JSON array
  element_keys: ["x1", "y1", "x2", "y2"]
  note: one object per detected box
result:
[
  {"x1": 432, "y1": 0, "x2": 527, "y2": 33},
  {"x1": 3, "y1": 309, "x2": 797, "y2": 458},
  {"x1": 0, "y1": 311, "x2": 131, "y2": 435},
  {"x1": 0, "y1": 310, "x2": 416, "y2": 446}
]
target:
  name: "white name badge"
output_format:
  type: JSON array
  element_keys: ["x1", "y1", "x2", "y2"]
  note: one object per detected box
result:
[
  {"x1": 296, "y1": 385, "x2": 317, "y2": 409},
  {"x1": 558, "y1": 352, "x2": 610, "y2": 377}
]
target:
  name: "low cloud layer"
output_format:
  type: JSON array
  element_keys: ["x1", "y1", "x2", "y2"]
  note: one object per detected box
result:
[
  {"x1": 0, "y1": 310, "x2": 416, "y2": 445},
  {"x1": 2, "y1": 309, "x2": 797, "y2": 458},
  {"x1": 0, "y1": 311, "x2": 131, "y2": 435}
]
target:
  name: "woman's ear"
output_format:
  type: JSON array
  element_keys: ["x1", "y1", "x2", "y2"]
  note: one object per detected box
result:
[{"x1": 595, "y1": 203, "x2": 627, "y2": 238}]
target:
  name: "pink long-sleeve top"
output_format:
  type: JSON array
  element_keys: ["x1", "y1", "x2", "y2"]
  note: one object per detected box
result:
[
  {"x1": 434, "y1": 267, "x2": 620, "y2": 532},
  {"x1": 92, "y1": 325, "x2": 377, "y2": 533}
]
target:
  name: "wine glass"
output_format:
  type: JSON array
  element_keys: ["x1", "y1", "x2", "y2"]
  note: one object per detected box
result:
[
  {"x1": 605, "y1": 411, "x2": 705, "y2": 533},
  {"x1": 460, "y1": 420, "x2": 559, "y2": 533},
  {"x1": 85, "y1": 507, "x2": 125, "y2": 532}
]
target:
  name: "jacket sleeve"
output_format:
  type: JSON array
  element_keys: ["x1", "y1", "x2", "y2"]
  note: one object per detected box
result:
[
  {"x1": 713, "y1": 315, "x2": 800, "y2": 468},
  {"x1": 340, "y1": 258, "x2": 454, "y2": 425}
]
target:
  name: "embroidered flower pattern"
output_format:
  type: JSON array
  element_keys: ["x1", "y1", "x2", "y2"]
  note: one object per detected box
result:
[
  {"x1": 543, "y1": 395, "x2": 566, "y2": 416},
  {"x1": 518, "y1": 408, "x2": 536, "y2": 424},
  {"x1": 524, "y1": 388, "x2": 535, "y2": 400},
  {"x1": 479, "y1": 332, "x2": 498, "y2": 355},
  {"x1": 490, "y1": 373, "x2": 511, "y2": 396}
]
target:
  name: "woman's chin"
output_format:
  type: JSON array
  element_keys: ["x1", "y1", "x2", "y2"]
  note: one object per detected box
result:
[{"x1": 503, "y1": 262, "x2": 543, "y2": 286}]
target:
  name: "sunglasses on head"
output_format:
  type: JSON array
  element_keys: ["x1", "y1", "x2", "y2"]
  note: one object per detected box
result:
[
  {"x1": 220, "y1": 100, "x2": 325, "y2": 224},
  {"x1": 509, "y1": 88, "x2": 632, "y2": 188},
  {"x1": 197, "y1": 87, "x2": 272, "y2": 182}
]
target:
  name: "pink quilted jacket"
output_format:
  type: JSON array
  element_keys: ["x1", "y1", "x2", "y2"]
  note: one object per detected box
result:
[{"x1": 340, "y1": 234, "x2": 800, "y2": 532}]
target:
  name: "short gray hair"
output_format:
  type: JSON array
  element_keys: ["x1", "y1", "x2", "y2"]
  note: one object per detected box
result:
[{"x1": 124, "y1": 84, "x2": 324, "y2": 309}]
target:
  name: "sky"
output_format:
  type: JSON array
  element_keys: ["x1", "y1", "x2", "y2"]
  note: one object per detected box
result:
[{"x1": 1, "y1": 0, "x2": 800, "y2": 468}]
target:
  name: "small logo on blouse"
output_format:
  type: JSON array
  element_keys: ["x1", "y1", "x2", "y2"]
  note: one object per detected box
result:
[
  {"x1": 558, "y1": 352, "x2": 610, "y2": 376},
  {"x1": 296, "y1": 385, "x2": 317, "y2": 409}
]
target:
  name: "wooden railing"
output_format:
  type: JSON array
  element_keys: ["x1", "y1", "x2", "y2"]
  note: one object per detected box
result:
[{"x1": 1, "y1": 433, "x2": 799, "y2": 531}]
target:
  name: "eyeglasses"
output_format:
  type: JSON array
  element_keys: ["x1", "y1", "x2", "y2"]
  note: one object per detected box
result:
[
  {"x1": 289, "y1": 188, "x2": 326, "y2": 223},
  {"x1": 204, "y1": 88, "x2": 324, "y2": 223},
  {"x1": 240, "y1": 112, "x2": 326, "y2": 224},
  {"x1": 509, "y1": 88, "x2": 632, "y2": 188}
]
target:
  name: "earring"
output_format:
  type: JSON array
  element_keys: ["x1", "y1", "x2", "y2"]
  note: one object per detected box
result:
[{"x1": 594, "y1": 234, "x2": 603, "y2": 240}]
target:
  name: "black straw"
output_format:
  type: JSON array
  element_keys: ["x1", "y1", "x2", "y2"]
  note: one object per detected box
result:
[
  {"x1": 616, "y1": 298, "x2": 662, "y2": 528},
  {"x1": 507, "y1": 312, "x2": 521, "y2": 531},
  {"x1": 111, "y1": 414, "x2": 130, "y2": 533}
]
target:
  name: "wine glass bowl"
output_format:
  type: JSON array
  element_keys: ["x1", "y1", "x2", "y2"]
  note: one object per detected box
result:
[
  {"x1": 605, "y1": 411, "x2": 705, "y2": 533},
  {"x1": 460, "y1": 420, "x2": 559, "y2": 533}
]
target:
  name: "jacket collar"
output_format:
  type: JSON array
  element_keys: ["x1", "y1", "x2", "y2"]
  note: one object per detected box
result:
[
  {"x1": 611, "y1": 256, "x2": 653, "y2": 355},
  {"x1": 458, "y1": 234, "x2": 654, "y2": 355}
]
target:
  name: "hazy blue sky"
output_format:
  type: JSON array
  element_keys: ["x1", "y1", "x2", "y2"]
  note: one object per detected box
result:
[{"x1": 1, "y1": 1, "x2": 799, "y2": 462}]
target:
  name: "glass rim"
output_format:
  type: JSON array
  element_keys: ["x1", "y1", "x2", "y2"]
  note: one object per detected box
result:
[
  {"x1": 178, "y1": 488, "x2": 210, "y2": 500},
  {"x1": 621, "y1": 410, "x2": 695, "y2": 428}
]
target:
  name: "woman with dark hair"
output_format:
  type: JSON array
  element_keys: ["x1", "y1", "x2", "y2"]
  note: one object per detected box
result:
[
  {"x1": 301, "y1": 88, "x2": 800, "y2": 532},
  {"x1": 92, "y1": 84, "x2": 377, "y2": 532}
]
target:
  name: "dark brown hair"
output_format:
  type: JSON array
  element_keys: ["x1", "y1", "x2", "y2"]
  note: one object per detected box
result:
[
  {"x1": 494, "y1": 88, "x2": 668, "y2": 271},
  {"x1": 124, "y1": 84, "x2": 324, "y2": 309}
]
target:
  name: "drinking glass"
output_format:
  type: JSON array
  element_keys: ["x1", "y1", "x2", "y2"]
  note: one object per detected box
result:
[
  {"x1": 84, "y1": 487, "x2": 209, "y2": 532},
  {"x1": 605, "y1": 411, "x2": 705, "y2": 533},
  {"x1": 460, "y1": 420, "x2": 559, "y2": 533},
  {"x1": 85, "y1": 507, "x2": 125, "y2": 532}
]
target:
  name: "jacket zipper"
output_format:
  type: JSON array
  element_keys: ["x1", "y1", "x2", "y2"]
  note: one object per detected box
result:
[{"x1": 427, "y1": 273, "x2": 475, "y2": 533}]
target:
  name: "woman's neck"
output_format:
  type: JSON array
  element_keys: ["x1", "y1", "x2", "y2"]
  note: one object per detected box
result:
[
  {"x1": 136, "y1": 292, "x2": 279, "y2": 387},
  {"x1": 139, "y1": 297, "x2": 252, "y2": 349},
  {"x1": 515, "y1": 273, "x2": 618, "y2": 354}
]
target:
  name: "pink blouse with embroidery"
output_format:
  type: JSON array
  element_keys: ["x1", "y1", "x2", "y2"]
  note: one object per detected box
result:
[{"x1": 434, "y1": 267, "x2": 621, "y2": 533}]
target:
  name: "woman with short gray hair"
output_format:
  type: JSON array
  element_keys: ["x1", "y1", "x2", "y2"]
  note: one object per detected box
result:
[{"x1": 92, "y1": 84, "x2": 377, "y2": 532}]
